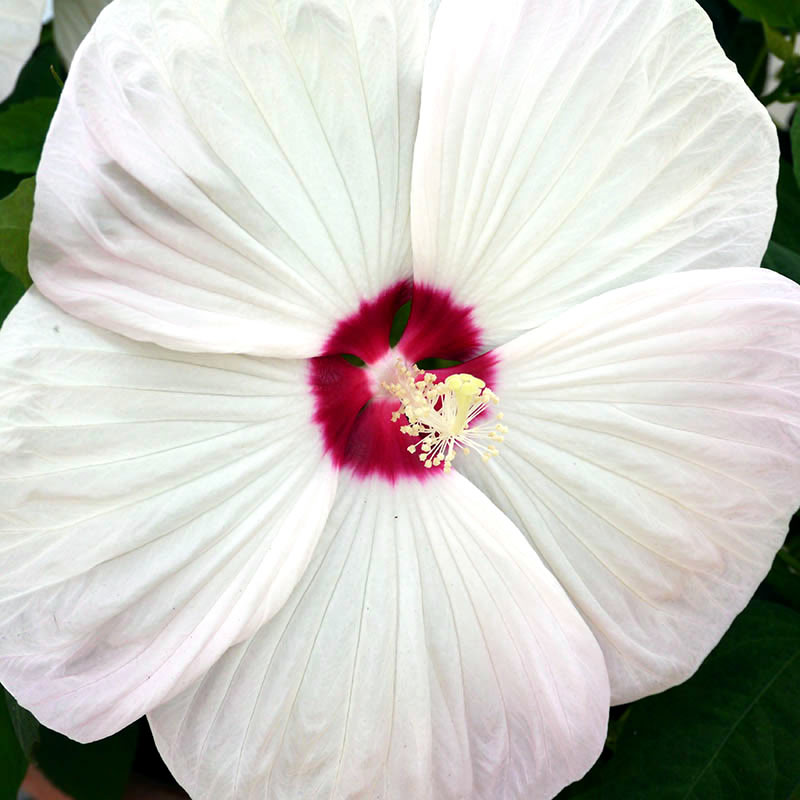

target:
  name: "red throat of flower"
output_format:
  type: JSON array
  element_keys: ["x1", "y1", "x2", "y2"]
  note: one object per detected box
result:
[{"x1": 309, "y1": 282, "x2": 500, "y2": 483}]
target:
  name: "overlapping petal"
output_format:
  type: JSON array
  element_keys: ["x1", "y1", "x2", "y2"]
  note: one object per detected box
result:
[
  {"x1": 0, "y1": 0, "x2": 45, "y2": 102},
  {"x1": 30, "y1": 0, "x2": 430, "y2": 357},
  {"x1": 411, "y1": 0, "x2": 778, "y2": 349},
  {"x1": 53, "y1": 0, "x2": 109, "y2": 66},
  {"x1": 149, "y1": 473, "x2": 609, "y2": 800},
  {"x1": 0, "y1": 290, "x2": 338, "y2": 740},
  {"x1": 456, "y1": 268, "x2": 800, "y2": 703}
]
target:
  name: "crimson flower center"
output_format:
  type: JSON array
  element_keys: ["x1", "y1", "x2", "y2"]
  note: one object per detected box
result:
[{"x1": 308, "y1": 281, "x2": 499, "y2": 483}]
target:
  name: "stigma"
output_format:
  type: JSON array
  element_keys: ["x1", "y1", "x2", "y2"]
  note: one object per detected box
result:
[{"x1": 383, "y1": 360, "x2": 507, "y2": 473}]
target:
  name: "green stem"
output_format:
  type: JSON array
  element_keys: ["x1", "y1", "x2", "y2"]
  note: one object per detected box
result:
[
  {"x1": 49, "y1": 65, "x2": 64, "y2": 90},
  {"x1": 762, "y1": 86, "x2": 800, "y2": 105},
  {"x1": 747, "y1": 43, "x2": 768, "y2": 90}
]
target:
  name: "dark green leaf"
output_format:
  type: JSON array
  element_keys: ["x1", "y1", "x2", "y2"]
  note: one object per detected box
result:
[
  {"x1": 0, "y1": 177, "x2": 35, "y2": 287},
  {"x1": 36, "y1": 724, "x2": 139, "y2": 800},
  {"x1": 0, "y1": 269, "x2": 25, "y2": 324},
  {"x1": 3, "y1": 688, "x2": 40, "y2": 760},
  {"x1": 771, "y1": 160, "x2": 800, "y2": 253},
  {"x1": 0, "y1": 690, "x2": 27, "y2": 800},
  {"x1": 759, "y1": 515, "x2": 800, "y2": 612},
  {"x1": 728, "y1": 0, "x2": 800, "y2": 30},
  {"x1": 0, "y1": 99, "x2": 57, "y2": 174},
  {"x1": 0, "y1": 172, "x2": 24, "y2": 200},
  {"x1": 761, "y1": 240, "x2": 800, "y2": 284},
  {"x1": 562, "y1": 601, "x2": 800, "y2": 800},
  {"x1": 761, "y1": 548, "x2": 800, "y2": 612},
  {"x1": 600, "y1": 706, "x2": 631, "y2": 755},
  {"x1": 389, "y1": 300, "x2": 411, "y2": 347},
  {"x1": 416, "y1": 357, "x2": 462, "y2": 370},
  {"x1": 729, "y1": 20, "x2": 768, "y2": 93},
  {"x1": 763, "y1": 22, "x2": 795, "y2": 60},
  {"x1": 39, "y1": 21, "x2": 54, "y2": 47},
  {"x1": 792, "y1": 112, "x2": 800, "y2": 188}
]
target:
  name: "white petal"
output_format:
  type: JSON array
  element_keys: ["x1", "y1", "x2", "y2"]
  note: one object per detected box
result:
[
  {"x1": 411, "y1": 0, "x2": 778, "y2": 348},
  {"x1": 30, "y1": 0, "x2": 430, "y2": 358},
  {"x1": 0, "y1": 290, "x2": 337, "y2": 740},
  {"x1": 149, "y1": 474, "x2": 609, "y2": 800},
  {"x1": 457, "y1": 268, "x2": 800, "y2": 703},
  {"x1": 0, "y1": 0, "x2": 44, "y2": 102},
  {"x1": 53, "y1": 0, "x2": 109, "y2": 67}
]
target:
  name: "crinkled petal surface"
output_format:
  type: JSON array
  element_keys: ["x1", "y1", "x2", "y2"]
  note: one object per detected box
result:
[
  {"x1": 457, "y1": 268, "x2": 800, "y2": 704},
  {"x1": 31, "y1": 0, "x2": 430, "y2": 357},
  {"x1": 411, "y1": 0, "x2": 778, "y2": 348},
  {"x1": 0, "y1": 291, "x2": 338, "y2": 740},
  {"x1": 0, "y1": 0, "x2": 44, "y2": 102},
  {"x1": 149, "y1": 474, "x2": 609, "y2": 800},
  {"x1": 53, "y1": 0, "x2": 109, "y2": 66}
]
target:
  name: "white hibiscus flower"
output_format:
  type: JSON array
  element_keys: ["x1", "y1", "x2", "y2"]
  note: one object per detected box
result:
[
  {"x1": 1, "y1": 0, "x2": 798, "y2": 798},
  {"x1": 0, "y1": 0, "x2": 108, "y2": 102}
]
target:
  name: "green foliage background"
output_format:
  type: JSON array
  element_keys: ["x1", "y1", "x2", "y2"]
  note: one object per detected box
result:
[{"x1": 0, "y1": 1, "x2": 799, "y2": 798}]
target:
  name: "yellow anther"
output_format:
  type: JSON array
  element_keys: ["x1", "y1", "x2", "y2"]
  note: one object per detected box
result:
[{"x1": 444, "y1": 373, "x2": 485, "y2": 393}]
